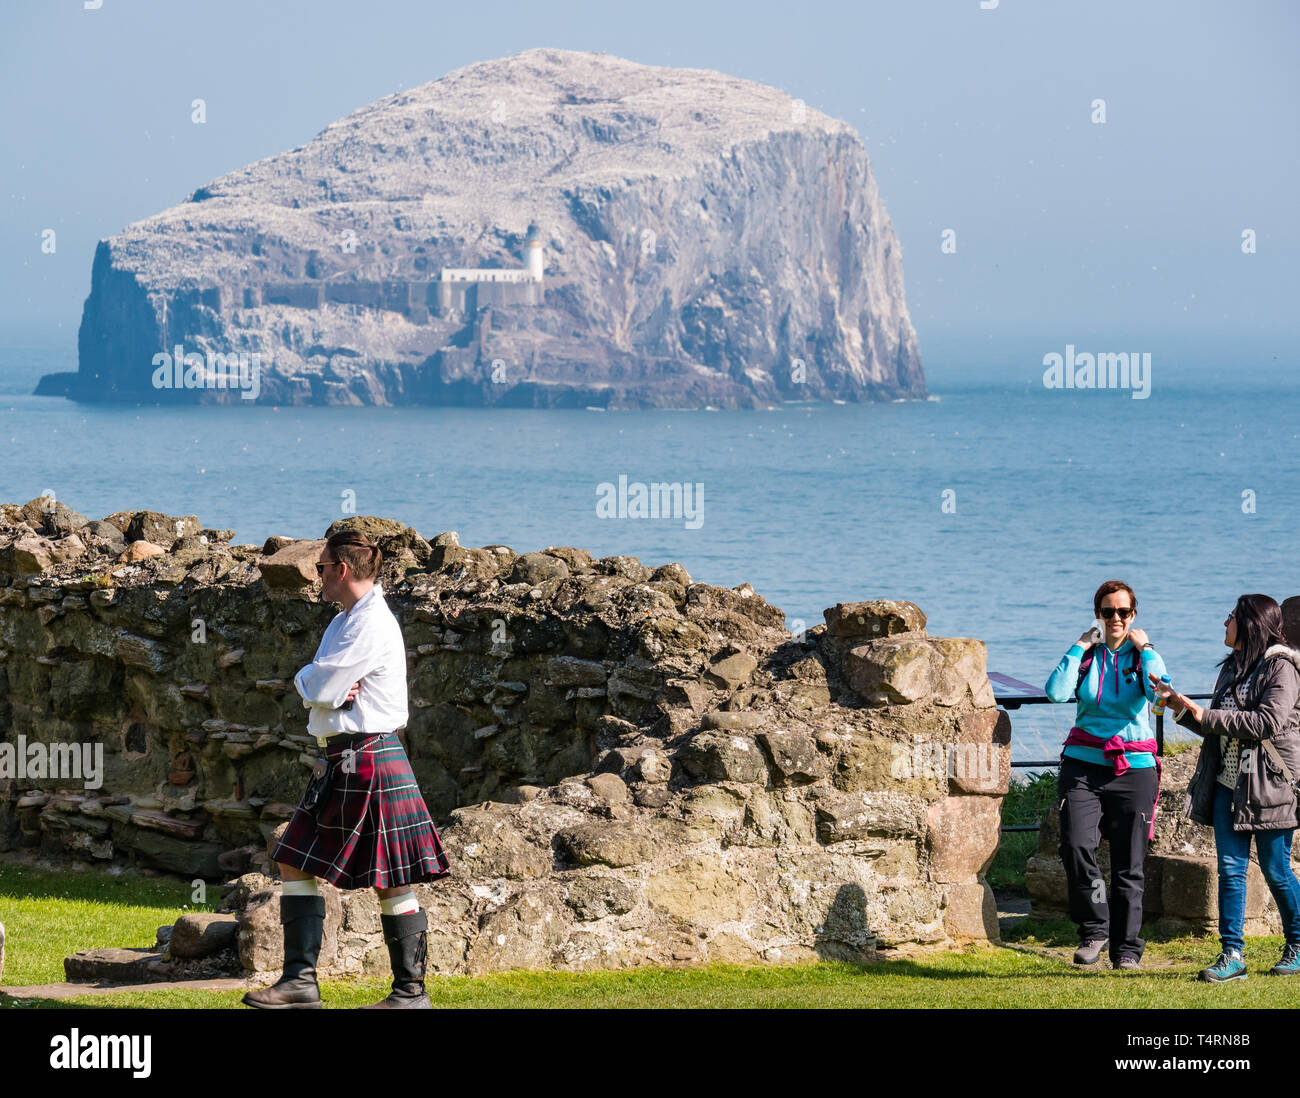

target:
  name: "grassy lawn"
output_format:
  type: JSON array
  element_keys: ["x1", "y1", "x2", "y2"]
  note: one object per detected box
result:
[{"x1": 4, "y1": 856, "x2": 1299, "y2": 1009}]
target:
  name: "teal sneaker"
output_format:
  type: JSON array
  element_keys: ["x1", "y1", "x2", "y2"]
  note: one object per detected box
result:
[
  {"x1": 1269, "y1": 942, "x2": 1300, "y2": 976},
  {"x1": 1199, "y1": 950, "x2": 1247, "y2": 982}
]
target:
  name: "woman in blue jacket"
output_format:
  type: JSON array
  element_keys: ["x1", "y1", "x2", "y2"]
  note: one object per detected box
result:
[{"x1": 1045, "y1": 579, "x2": 1168, "y2": 970}]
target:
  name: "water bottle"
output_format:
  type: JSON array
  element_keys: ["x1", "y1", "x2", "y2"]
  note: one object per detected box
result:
[{"x1": 1153, "y1": 675, "x2": 1171, "y2": 717}]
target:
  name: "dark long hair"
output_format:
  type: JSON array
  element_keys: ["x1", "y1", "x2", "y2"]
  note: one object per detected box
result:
[{"x1": 1217, "y1": 594, "x2": 1287, "y2": 705}]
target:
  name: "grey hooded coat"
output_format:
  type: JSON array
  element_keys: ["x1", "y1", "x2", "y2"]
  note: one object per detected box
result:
[{"x1": 1177, "y1": 644, "x2": 1300, "y2": 832}]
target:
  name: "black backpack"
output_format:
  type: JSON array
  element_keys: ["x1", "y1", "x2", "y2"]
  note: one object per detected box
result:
[{"x1": 1076, "y1": 644, "x2": 1144, "y2": 696}]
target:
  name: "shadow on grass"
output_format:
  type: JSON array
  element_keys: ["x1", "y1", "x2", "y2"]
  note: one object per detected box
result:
[{"x1": 1, "y1": 992, "x2": 119, "y2": 1010}]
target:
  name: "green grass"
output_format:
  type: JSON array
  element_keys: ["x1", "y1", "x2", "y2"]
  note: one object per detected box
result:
[
  {"x1": 5, "y1": 860, "x2": 1300, "y2": 1008},
  {"x1": 0, "y1": 860, "x2": 213, "y2": 987},
  {"x1": 10, "y1": 938, "x2": 1300, "y2": 1009},
  {"x1": 988, "y1": 769, "x2": 1057, "y2": 891}
]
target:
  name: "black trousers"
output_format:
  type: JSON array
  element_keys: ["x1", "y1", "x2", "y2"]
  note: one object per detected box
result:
[{"x1": 1057, "y1": 754, "x2": 1159, "y2": 962}]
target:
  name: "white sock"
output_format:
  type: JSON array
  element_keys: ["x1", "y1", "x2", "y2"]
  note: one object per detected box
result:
[
  {"x1": 283, "y1": 878, "x2": 320, "y2": 897},
  {"x1": 380, "y1": 891, "x2": 418, "y2": 916}
]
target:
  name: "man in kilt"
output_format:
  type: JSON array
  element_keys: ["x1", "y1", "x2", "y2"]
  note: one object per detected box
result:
[{"x1": 243, "y1": 529, "x2": 451, "y2": 1009}]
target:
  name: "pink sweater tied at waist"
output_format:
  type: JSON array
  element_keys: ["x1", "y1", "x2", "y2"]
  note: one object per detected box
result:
[{"x1": 1062, "y1": 727, "x2": 1162, "y2": 841}]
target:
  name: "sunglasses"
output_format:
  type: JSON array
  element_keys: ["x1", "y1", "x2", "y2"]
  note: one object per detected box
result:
[
  {"x1": 1098, "y1": 606, "x2": 1134, "y2": 620},
  {"x1": 314, "y1": 560, "x2": 342, "y2": 575}
]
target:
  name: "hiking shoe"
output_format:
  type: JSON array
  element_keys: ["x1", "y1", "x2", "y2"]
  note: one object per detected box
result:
[
  {"x1": 1270, "y1": 942, "x2": 1300, "y2": 976},
  {"x1": 1073, "y1": 939, "x2": 1108, "y2": 965},
  {"x1": 1115, "y1": 956, "x2": 1141, "y2": 972},
  {"x1": 1199, "y1": 950, "x2": 1247, "y2": 983}
]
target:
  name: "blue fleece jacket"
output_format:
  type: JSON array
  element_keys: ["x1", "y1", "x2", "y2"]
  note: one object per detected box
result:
[{"x1": 1045, "y1": 638, "x2": 1168, "y2": 769}]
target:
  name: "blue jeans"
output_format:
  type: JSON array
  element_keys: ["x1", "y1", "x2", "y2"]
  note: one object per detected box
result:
[{"x1": 1211, "y1": 782, "x2": 1300, "y2": 952}]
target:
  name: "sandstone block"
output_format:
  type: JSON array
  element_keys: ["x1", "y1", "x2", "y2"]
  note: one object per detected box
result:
[
  {"x1": 682, "y1": 731, "x2": 768, "y2": 785},
  {"x1": 943, "y1": 880, "x2": 998, "y2": 939},
  {"x1": 169, "y1": 912, "x2": 239, "y2": 959},
  {"x1": 925, "y1": 795, "x2": 1002, "y2": 883},
  {"x1": 556, "y1": 822, "x2": 656, "y2": 868},
  {"x1": 842, "y1": 634, "x2": 935, "y2": 705},
  {"x1": 704, "y1": 651, "x2": 758, "y2": 691},
  {"x1": 564, "y1": 875, "x2": 637, "y2": 920},
  {"x1": 824, "y1": 599, "x2": 927, "y2": 638},
  {"x1": 259, "y1": 539, "x2": 327, "y2": 589},
  {"x1": 758, "y1": 729, "x2": 830, "y2": 782},
  {"x1": 644, "y1": 856, "x2": 758, "y2": 924},
  {"x1": 814, "y1": 790, "x2": 927, "y2": 842}
]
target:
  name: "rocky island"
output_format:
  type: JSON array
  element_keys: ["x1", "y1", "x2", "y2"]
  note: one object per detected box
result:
[{"x1": 36, "y1": 48, "x2": 925, "y2": 409}]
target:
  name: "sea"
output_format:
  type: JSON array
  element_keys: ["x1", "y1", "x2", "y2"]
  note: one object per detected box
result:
[{"x1": 4, "y1": 347, "x2": 1297, "y2": 768}]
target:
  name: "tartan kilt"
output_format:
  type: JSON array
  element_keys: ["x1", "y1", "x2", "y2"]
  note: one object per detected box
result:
[{"x1": 271, "y1": 731, "x2": 451, "y2": 890}]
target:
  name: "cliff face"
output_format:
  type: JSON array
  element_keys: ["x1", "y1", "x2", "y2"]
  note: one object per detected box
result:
[
  {"x1": 1, "y1": 498, "x2": 1000, "y2": 978},
  {"x1": 37, "y1": 48, "x2": 925, "y2": 409}
]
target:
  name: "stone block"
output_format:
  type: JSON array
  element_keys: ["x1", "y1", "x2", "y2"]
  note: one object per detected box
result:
[
  {"x1": 169, "y1": 912, "x2": 239, "y2": 959},
  {"x1": 564, "y1": 875, "x2": 637, "y2": 920},
  {"x1": 815, "y1": 790, "x2": 927, "y2": 842},
  {"x1": 643, "y1": 856, "x2": 758, "y2": 924},
  {"x1": 259, "y1": 539, "x2": 327, "y2": 589},
  {"x1": 758, "y1": 729, "x2": 830, "y2": 782},
  {"x1": 943, "y1": 879, "x2": 998, "y2": 940},
  {"x1": 823, "y1": 599, "x2": 926, "y2": 638},
  {"x1": 949, "y1": 709, "x2": 1012, "y2": 795},
  {"x1": 681, "y1": 730, "x2": 768, "y2": 784},
  {"x1": 926, "y1": 795, "x2": 1002, "y2": 883},
  {"x1": 842, "y1": 634, "x2": 935, "y2": 705},
  {"x1": 556, "y1": 822, "x2": 656, "y2": 868}
]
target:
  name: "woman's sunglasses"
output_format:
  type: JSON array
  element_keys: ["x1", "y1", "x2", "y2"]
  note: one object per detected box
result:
[{"x1": 1098, "y1": 606, "x2": 1134, "y2": 620}]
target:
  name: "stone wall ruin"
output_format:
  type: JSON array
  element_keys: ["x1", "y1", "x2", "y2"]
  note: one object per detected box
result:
[{"x1": 0, "y1": 498, "x2": 1007, "y2": 978}]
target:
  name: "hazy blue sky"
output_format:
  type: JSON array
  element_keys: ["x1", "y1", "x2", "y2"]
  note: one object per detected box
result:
[{"x1": 1, "y1": 0, "x2": 1295, "y2": 383}]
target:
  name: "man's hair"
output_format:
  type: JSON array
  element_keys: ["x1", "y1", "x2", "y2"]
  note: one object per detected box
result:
[
  {"x1": 1093, "y1": 579, "x2": 1136, "y2": 616},
  {"x1": 325, "y1": 530, "x2": 382, "y2": 581}
]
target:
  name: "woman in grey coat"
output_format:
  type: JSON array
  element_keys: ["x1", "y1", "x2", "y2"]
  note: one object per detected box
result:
[{"x1": 1154, "y1": 594, "x2": 1300, "y2": 982}]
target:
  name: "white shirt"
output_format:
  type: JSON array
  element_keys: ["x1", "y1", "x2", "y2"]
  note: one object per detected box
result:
[{"x1": 293, "y1": 583, "x2": 409, "y2": 738}]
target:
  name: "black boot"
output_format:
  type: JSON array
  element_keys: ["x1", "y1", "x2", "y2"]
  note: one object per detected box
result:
[
  {"x1": 242, "y1": 894, "x2": 325, "y2": 1009},
  {"x1": 361, "y1": 908, "x2": 431, "y2": 1009}
]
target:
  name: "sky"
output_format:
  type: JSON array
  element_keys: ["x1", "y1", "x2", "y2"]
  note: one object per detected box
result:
[{"x1": 0, "y1": 0, "x2": 1295, "y2": 384}]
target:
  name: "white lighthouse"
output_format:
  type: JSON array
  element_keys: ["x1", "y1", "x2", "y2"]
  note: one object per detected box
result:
[
  {"x1": 440, "y1": 222, "x2": 544, "y2": 286},
  {"x1": 524, "y1": 222, "x2": 544, "y2": 282},
  {"x1": 434, "y1": 220, "x2": 545, "y2": 317}
]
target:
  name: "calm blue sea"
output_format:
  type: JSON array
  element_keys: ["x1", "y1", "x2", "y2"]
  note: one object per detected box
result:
[{"x1": 4, "y1": 348, "x2": 1298, "y2": 763}]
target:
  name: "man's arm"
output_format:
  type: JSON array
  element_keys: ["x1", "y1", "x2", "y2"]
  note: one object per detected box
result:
[{"x1": 294, "y1": 618, "x2": 377, "y2": 710}]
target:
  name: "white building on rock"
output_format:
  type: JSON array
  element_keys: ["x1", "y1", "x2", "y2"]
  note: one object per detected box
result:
[
  {"x1": 435, "y1": 222, "x2": 544, "y2": 317},
  {"x1": 440, "y1": 223, "x2": 544, "y2": 285}
]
